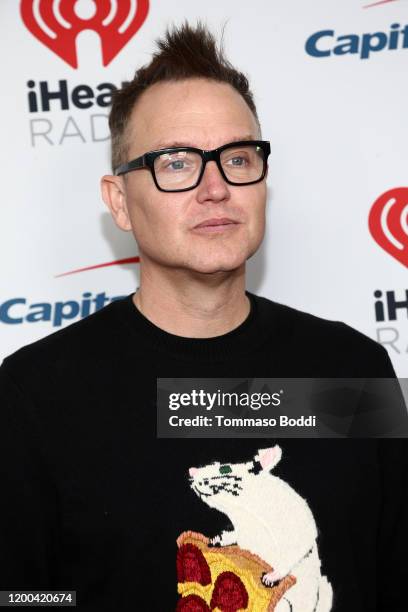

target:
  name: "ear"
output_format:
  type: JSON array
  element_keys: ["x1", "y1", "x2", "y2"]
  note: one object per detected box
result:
[
  {"x1": 256, "y1": 445, "x2": 282, "y2": 471},
  {"x1": 100, "y1": 174, "x2": 132, "y2": 231}
]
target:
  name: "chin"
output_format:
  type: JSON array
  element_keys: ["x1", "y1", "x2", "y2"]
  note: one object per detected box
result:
[{"x1": 187, "y1": 256, "x2": 247, "y2": 275}]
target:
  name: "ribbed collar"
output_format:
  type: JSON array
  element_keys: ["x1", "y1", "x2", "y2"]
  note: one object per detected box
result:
[{"x1": 116, "y1": 290, "x2": 272, "y2": 362}]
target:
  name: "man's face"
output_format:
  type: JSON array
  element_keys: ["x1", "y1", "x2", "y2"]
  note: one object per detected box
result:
[{"x1": 106, "y1": 78, "x2": 267, "y2": 275}]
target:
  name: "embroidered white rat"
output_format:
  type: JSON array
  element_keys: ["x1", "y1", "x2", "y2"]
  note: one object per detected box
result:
[{"x1": 188, "y1": 445, "x2": 333, "y2": 612}]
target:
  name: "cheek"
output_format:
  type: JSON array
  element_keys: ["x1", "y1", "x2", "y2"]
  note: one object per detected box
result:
[
  {"x1": 242, "y1": 186, "x2": 266, "y2": 230},
  {"x1": 127, "y1": 184, "x2": 182, "y2": 239}
]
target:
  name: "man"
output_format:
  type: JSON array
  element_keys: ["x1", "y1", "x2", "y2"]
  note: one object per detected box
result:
[{"x1": 0, "y1": 23, "x2": 406, "y2": 612}]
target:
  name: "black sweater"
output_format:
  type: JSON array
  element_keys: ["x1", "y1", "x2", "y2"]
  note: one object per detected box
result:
[{"x1": 0, "y1": 291, "x2": 406, "y2": 611}]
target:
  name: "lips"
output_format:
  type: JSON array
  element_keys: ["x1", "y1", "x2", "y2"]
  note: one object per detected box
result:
[{"x1": 194, "y1": 217, "x2": 238, "y2": 228}]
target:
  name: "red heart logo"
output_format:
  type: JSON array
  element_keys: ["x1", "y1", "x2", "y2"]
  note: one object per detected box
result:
[
  {"x1": 21, "y1": 0, "x2": 149, "y2": 68},
  {"x1": 368, "y1": 187, "x2": 408, "y2": 268}
]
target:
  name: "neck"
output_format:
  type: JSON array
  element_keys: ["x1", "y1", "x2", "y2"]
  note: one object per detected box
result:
[{"x1": 133, "y1": 263, "x2": 250, "y2": 338}]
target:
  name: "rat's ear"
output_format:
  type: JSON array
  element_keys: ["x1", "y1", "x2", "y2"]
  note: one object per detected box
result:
[{"x1": 256, "y1": 445, "x2": 282, "y2": 471}]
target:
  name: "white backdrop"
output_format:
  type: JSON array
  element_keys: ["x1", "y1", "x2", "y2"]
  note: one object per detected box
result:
[{"x1": 1, "y1": 0, "x2": 407, "y2": 374}]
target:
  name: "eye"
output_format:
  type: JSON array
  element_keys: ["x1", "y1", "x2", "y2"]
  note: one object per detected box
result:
[
  {"x1": 230, "y1": 156, "x2": 246, "y2": 166},
  {"x1": 219, "y1": 465, "x2": 232, "y2": 474},
  {"x1": 156, "y1": 151, "x2": 197, "y2": 173},
  {"x1": 168, "y1": 160, "x2": 186, "y2": 171}
]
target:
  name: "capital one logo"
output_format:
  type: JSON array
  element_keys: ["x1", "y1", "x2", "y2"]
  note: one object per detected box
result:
[
  {"x1": 20, "y1": 0, "x2": 149, "y2": 68},
  {"x1": 369, "y1": 187, "x2": 408, "y2": 267}
]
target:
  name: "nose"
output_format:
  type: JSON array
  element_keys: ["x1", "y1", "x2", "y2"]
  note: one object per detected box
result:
[
  {"x1": 189, "y1": 467, "x2": 198, "y2": 477},
  {"x1": 196, "y1": 160, "x2": 230, "y2": 204}
]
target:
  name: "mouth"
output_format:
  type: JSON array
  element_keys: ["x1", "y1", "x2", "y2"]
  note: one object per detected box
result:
[
  {"x1": 192, "y1": 217, "x2": 240, "y2": 234},
  {"x1": 192, "y1": 484, "x2": 211, "y2": 498}
]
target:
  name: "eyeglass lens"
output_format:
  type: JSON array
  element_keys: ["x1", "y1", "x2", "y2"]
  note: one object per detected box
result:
[{"x1": 153, "y1": 144, "x2": 265, "y2": 190}]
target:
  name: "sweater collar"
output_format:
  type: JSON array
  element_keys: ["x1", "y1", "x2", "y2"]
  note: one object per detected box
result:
[{"x1": 117, "y1": 290, "x2": 269, "y2": 361}]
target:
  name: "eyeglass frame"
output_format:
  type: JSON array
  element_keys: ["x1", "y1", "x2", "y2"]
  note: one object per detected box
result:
[{"x1": 113, "y1": 140, "x2": 271, "y2": 193}]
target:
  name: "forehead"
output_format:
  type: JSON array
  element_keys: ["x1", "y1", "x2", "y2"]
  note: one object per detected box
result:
[{"x1": 125, "y1": 78, "x2": 259, "y2": 156}]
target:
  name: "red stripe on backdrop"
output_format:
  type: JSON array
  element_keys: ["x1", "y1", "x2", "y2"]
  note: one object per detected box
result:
[
  {"x1": 55, "y1": 257, "x2": 140, "y2": 277},
  {"x1": 363, "y1": 0, "x2": 400, "y2": 8}
]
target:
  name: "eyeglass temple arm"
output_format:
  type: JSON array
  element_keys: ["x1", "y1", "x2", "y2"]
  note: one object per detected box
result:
[{"x1": 114, "y1": 155, "x2": 146, "y2": 176}]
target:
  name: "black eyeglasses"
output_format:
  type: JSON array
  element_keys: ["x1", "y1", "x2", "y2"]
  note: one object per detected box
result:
[{"x1": 114, "y1": 140, "x2": 270, "y2": 192}]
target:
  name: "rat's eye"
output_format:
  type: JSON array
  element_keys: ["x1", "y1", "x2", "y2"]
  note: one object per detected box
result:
[{"x1": 219, "y1": 465, "x2": 232, "y2": 474}]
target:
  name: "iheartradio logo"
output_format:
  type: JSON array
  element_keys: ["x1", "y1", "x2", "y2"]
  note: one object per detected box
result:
[
  {"x1": 20, "y1": 0, "x2": 149, "y2": 68},
  {"x1": 369, "y1": 187, "x2": 408, "y2": 268}
]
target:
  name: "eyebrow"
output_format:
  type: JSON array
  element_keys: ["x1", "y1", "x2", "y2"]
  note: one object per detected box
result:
[{"x1": 150, "y1": 134, "x2": 257, "y2": 150}]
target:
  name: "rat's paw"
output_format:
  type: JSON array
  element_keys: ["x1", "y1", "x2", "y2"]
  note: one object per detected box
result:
[
  {"x1": 261, "y1": 570, "x2": 282, "y2": 588},
  {"x1": 208, "y1": 535, "x2": 222, "y2": 548}
]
